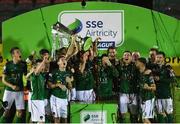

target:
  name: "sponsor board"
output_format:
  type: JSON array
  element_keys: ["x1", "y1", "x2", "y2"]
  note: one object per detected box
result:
[{"x1": 58, "y1": 10, "x2": 124, "y2": 49}]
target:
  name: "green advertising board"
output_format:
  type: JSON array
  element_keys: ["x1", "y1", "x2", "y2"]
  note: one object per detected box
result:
[
  {"x1": 70, "y1": 103, "x2": 117, "y2": 123},
  {"x1": 2, "y1": 2, "x2": 180, "y2": 59}
]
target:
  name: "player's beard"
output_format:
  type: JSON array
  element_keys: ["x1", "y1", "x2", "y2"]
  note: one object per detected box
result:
[{"x1": 111, "y1": 54, "x2": 116, "y2": 59}]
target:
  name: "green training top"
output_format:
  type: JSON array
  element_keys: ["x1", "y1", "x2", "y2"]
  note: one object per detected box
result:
[
  {"x1": 117, "y1": 63, "x2": 138, "y2": 93},
  {"x1": 31, "y1": 73, "x2": 46, "y2": 100},
  {"x1": 3, "y1": 61, "x2": 27, "y2": 91},
  {"x1": 155, "y1": 64, "x2": 175, "y2": 99},
  {"x1": 139, "y1": 72, "x2": 155, "y2": 101},
  {"x1": 97, "y1": 65, "x2": 119, "y2": 98},
  {"x1": 75, "y1": 61, "x2": 95, "y2": 91},
  {"x1": 48, "y1": 69, "x2": 71, "y2": 99}
]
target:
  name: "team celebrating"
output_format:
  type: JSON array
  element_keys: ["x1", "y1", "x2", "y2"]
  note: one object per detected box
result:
[{"x1": 0, "y1": 40, "x2": 177, "y2": 123}]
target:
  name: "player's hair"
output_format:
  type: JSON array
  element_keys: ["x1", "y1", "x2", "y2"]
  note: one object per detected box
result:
[
  {"x1": 138, "y1": 57, "x2": 147, "y2": 66},
  {"x1": 39, "y1": 49, "x2": 49, "y2": 55},
  {"x1": 57, "y1": 55, "x2": 66, "y2": 61},
  {"x1": 150, "y1": 48, "x2": 158, "y2": 53},
  {"x1": 10, "y1": 47, "x2": 19, "y2": 55},
  {"x1": 101, "y1": 54, "x2": 108, "y2": 59},
  {"x1": 123, "y1": 50, "x2": 132, "y2": 55},
  {"x1": 36, "y1": 59, "x2": 43, "y2": 63},
  {"x1": 32, "y1": 59, "x2": 42, "y2": 67},
  {"x1": 157, "y1": 51, "x2": 166, "y2": 58},
  {"x1": 107, "y1": 46, "x2": 116, "y2": 53}
]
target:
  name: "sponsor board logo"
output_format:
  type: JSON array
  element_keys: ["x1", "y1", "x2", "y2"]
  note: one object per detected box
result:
[
  {"x1": 80, "y1": 111, "x2": 107, "y2": 123},
  {"x1": 59, "y1": 10, "x2": 124, "y2": 49}
]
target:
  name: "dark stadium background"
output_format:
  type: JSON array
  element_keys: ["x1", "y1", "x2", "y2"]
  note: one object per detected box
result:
[{"x1": 0, "y1": 0, "x2": 180, "y2": 122}]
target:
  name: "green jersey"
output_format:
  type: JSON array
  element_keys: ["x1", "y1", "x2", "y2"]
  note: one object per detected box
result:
[
  {"x1": 117, "y1": 63, "x2": 138, "y2": 93},
  {"x1": 75, "y1": 61, "x2": 95, "y2": 91},
  {"x1": 25, "y1": 72, "x2": 50, "y2": 100},
  {"x1": 97, "y1": 65, "x2": 119, "y2": 98},
  {"x1": 139, "y1": 72, "x2": 155, "y2": 101},
  {"x1": 31, "y1": 73, "x2": 46, "y2": 100},
  {"x1": 44, "y1": 72, "x2": 51, "y2": 99},
  {"x1": 48, "y1": 69, "x2": 71, "y2": 99},
  {"x1": 146, "y1": 58, "x2": 156, "y2": 70},
  {"x1": 3, "y1": 61, "x2": 27, "y2": 91},
  {"x1": 155, "y1": 64, "x2": 175, "y2": 99}
]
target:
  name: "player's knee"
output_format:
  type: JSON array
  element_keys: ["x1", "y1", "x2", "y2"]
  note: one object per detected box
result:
[
  {"x1": 120, "y1": 112, "x2": 129, "y2": 119},
  {"x1": 54, "y1": 117, "x2": 60, "y2": 123},
  {"x1": 120, "y1": 113, "x2": 126, "y2": 117},
  {"x1": 16, "y1": 110, "x2": 23, "y2": 117},
  {"x1": 159, "y1": 112, "x2": 166, "y2": 117},
  {"x1": 3, "y1": 109, "x2": 10, "y2": 117},
  {"x1": 129, "y1": 105, "x2": 138, "y2": 115},
  {"x1": 166, "y1": 109, "x2": 173, "y2": 115},
  {"x1": 166, "y1": 112, "x2": 173, "y2": 115},
  {"x1": 61, "y1": 117, "x2": 67, "y2": 123},
  {"x1": 143, "y1": 118, "x2": 151, "y2": 124}
]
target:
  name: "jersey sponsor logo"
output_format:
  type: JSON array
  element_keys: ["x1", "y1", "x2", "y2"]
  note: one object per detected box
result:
[{"x1": 49, "y1": 73, "x2": 52, "y2": 77}]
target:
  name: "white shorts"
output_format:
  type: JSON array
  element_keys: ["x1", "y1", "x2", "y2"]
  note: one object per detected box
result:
[
  {"x1": 31, "y1": 100, "x2": 45, "y2": 122},
  {"x1": 67, "y1": 88, "x2": 76, "y2": 101},
  {"x1": 71, "y1": 88, "x2": 76, "y2": 101},
  {"x1": 156, "y1": 98, "x2": 173, "y2": 114},
  {"x1": 119, "y1": 93, "x2": 137, "y2": 114},
  {"x1": 50, "y1": 95, "x2": 68, "y2": 118},
  {"x1": 3, "y1": 90, "x2": 25, "y2": 110},
  {"x1": 76, "y1": 89, "x2": 95, "y2": 103},
  {"x1": 28, "y1": 92, "x2": 32, "y2": 113},
  {"x1": 141, "y1": 98, "x2": 155, "y2": 119}
]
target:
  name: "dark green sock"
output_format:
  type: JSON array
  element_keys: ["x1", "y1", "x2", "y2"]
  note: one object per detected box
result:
[
  {"x1": 45, "y1": 115, "x2": 51, "y2": 123},
  {"x1": 130, "y1": 114, "x2": 138, "y2": 123},
  {"x1": 26, "y1": 112, "x2": 31, "y2": 123},
  {"x1": 157, "y1": 114, "x2": 166, "y2": 123},
  {"x1": 167, "y1": 114, "x2": 174, "y2": 123},
  {"x1": 120, "y1": 113, "x2": 130, "y2": 123},
  {"x1": 0, "y1": 116, "x2": 7, "y2": 123},
  {"x1": 15, "y1": 116, "x2": 23, "y2": 123}
]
